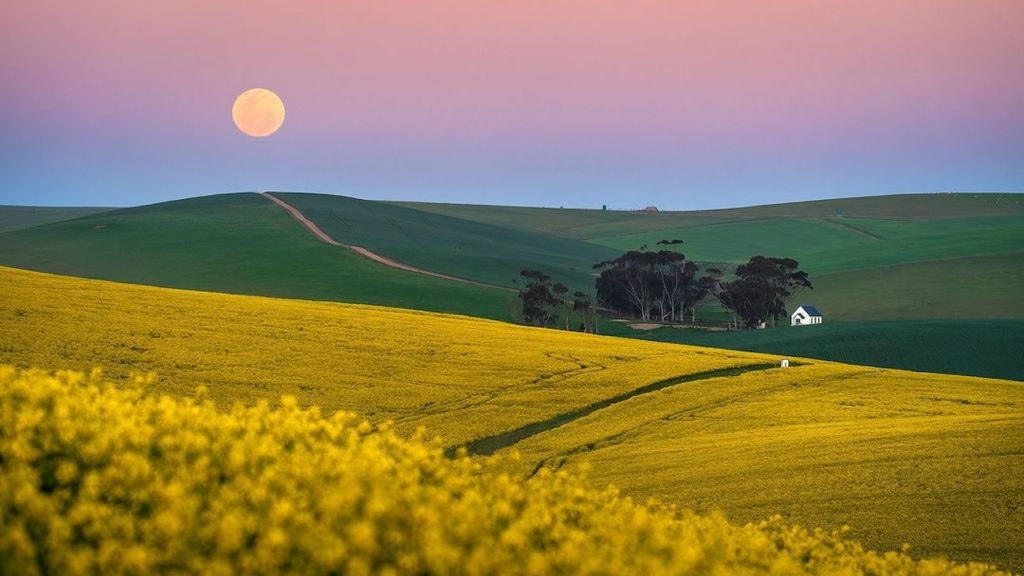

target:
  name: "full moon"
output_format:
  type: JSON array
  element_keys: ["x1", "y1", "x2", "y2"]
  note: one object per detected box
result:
[{"x1": 232, "y1": 88, "x2": 285, "y2": 137}]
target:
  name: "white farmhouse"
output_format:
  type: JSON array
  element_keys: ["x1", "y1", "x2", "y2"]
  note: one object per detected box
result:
[{"x1": 791, "y1": 305, "x2": 823, "y2": 326}]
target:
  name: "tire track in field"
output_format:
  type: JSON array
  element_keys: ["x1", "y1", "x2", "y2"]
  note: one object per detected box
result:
[
  {"x1": 394, "y1": 352, "x2": 610, "y2": 424},
  {"x1": 529, "y1": 364, "x2": 841, "y2": 476},
  {"x1": 449, "y1": 362, "x2": 780, "y2": 458},
  {"x1": 261, "y1": 192, "x2": 516, "y2": 292},
  {"x1": 823, "y1": 217, "x2": 885, "y2": 240}
]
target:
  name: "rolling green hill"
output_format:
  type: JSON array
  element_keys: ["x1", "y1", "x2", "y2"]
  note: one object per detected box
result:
[
  {"x1": 1, "y1": 191, "x2": 1021, "y2": 380},
  {"x1": 397, "y1": 194, "x2": 1024, "y2": 328},
  {"x1": 0, "y1": 193, "x2": 514, "y2": 320},
  {"x1": 396, "y1": 192, "x2": 1024, "y2": 238},
  {"x1": 602, "y1": 319, "x2": 1024, "y2": 382},
  {"x1": 594, "y1": 214, "x2": 1024, "y2": 275},
  {"x1": 807, "y1": 253, "x2": 1024, "y2": 320},
  {"x1": 0, "y1": 205, "x2": 112, "y2": 232},
  {"x1": 396, "y1": 194, "x2": 1024, "y2": 279},
  {"x1": 276, "y1": 192, "x2": 620, "y2": 290},
  {"x1": 390, "y1": 200, "x2": 662, "y2": 235}
]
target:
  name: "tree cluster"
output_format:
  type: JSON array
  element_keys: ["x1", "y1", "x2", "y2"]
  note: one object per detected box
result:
[
  {"x1": 716, "y1": 256, "x2": 812, "y2": 329},
  {"x1": 517, "y1": 270, "x2": 597, "y2": 332},
  {"x1": 593, "y1": 250, "x2": 715, "y2": 322},
  {"x1": 518, "y1": 244, "x2": 810, "y2": 332}
]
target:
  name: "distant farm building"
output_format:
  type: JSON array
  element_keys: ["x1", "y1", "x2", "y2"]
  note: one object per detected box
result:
[
  {"x1": 791, "y1": 305, "x2": 823, "y2": 326},
  {"x1": 641, "y1": 206, "x2": 659, "y2": 213}
]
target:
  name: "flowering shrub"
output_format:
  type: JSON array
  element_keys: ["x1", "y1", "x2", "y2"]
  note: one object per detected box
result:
[{"x1": 0, "y1": 367, "x2": 1010, "y2": 575}]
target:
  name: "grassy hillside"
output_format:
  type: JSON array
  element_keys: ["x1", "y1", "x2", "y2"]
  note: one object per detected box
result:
[
  {"x1": 692, "y1": 192, "x2": 1024, "y2": 219},
  {"x1": 2, "y1": 265, "x2": 1022, "y2": 570},
  {"x1": 599, "y1": 251, "x2": 1024, "y2": 380},
  {"x1": 2, "y1": 192, "x2": 1018, "y2": 326},
  {"x1": 808, "y1": 253, "x2": 1024, "y2": 320},
  {"x1": 279, "y1": 192, "x2": 620, "y2": 290},
  {"x1": 0, "y1": 205, "x2": 111, "y2": 232},
  {"x1": 396, "y1": 192, "x2": 1024, "y2": 237},
  {"x1": 0, "y1": 193, "x2": 514, "y2": 321},
  {"x1": 398, "y1": 193, "x2": 1024, "y2": 328},
  {"x1": 594, "y1": 214, "x2": 1024, "y2": 275},
  {"x1": 390, "y1": 200, "x2": 657, "y2": 235},
  {"x1": 603, "y1": 319, "x2": 1024, "y2": 382}
]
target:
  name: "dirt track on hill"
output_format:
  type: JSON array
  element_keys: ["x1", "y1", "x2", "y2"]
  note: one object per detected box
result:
[{"x1": 262, "y1": 192, "x2": 515, "y2": 292}]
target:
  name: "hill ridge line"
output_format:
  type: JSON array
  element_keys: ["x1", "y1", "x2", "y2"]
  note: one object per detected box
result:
[{"x1": 261, "y1": 192, "x2": 515, "y2": 292}]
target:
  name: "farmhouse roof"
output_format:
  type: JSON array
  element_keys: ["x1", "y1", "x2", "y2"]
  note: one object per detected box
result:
[{"x1": 797, "y1": 305, "x2": 822, "y2": 317}]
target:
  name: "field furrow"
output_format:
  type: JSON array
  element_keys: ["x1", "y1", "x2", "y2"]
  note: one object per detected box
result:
[{"x1": 459, "y1": 362, "x2": 778, "y2": 457}]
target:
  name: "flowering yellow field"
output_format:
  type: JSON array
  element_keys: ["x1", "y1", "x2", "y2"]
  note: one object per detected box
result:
[
  {"x1": 2, "y1": 265, "x2": 1023, "y2": 572},
  {"x1": 506, "y1": 364, "x2": 1024, "y2": 569},
  {"x1": 0, "y1": 266, "x2": 767, "y2": 446},
  {"x1": 0, "y1": 367, "x2": 1012, "y2": 575}
]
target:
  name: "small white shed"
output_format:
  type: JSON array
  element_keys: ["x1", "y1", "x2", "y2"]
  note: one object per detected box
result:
[{"x1": 791, "y1": 305, "x2": 823, "y2": 326}]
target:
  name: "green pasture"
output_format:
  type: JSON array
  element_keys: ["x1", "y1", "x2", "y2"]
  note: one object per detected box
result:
[
  {"x1": 279, "y1": 192, "x2": 619, "y2": 290},
  {"x1": 603, "y1": 318, "x2": 1024, "y2": 382},
  {"x1": 398, "y1": 192, "x2": 1024, "y2": 239},
  {"x1": 593, "y1": 215, "x2": 1024, "y2": 275},
  {"x1": 0, "y1": 193, "x2": 515, "y2": 320},
  {"x1": 807, "y1": 253, "x2": 1024, "y2": 320}
]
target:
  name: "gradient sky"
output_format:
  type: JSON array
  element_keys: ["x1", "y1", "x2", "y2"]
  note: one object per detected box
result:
[{"x1": 2, "y1": 1, "x2": 1023, "y2": 209}]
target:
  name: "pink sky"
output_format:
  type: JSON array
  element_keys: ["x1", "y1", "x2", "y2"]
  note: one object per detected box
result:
[{"x1": 2, "y1": 0, "x2": 1022, "y2": 207}]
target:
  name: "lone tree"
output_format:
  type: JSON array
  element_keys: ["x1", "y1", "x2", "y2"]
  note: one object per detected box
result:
[
  {"x1": 552, "y1": 282, "x2": 572, "y2": 330},
  {"x1": 572, "y1": 291, "x2": 599, "y2": 333},
  {"x1": 518, "y1": 270, "x2": 559, "y2": 327},
  {"x1": 716, "y1": 256, "x2": 812, "y2": 329}
]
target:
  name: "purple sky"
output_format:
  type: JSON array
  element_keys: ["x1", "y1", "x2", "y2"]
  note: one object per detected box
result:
[{"x1": 2, "y1": 0, "x2": 1023, "y2": 209}]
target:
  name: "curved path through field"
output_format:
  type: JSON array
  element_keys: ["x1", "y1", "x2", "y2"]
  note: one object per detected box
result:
[
  {"x1": 453, "y1": 362, "x2": 779, "y2": 459},
  {"x1": 262, "y1": 192, "x2": 515, "y2": 292}
]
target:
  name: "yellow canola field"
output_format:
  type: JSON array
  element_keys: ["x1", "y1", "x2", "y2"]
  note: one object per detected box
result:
[
  {"x1": 0, "y1": 367, "x2": 1012, "y2": 576},
  {"x1": 3, "y1": 265, "x2": 1023, "y2": 571},
  {"x1": 508, "y1": 364, "x2": 1024, "y2": 570},
  {"x1": 0, "y1": 266, "x2": 768, "y2": 445}
]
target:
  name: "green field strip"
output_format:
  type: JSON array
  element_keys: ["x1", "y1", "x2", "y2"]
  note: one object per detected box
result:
[
  {"x1": 455, "y1": 362, "x2": 779, "y2": 456},
  {"x1": 808, "y1": 252, "x2": 1024, "y2": 321},
  {"x1": 593, "y1": 217, "x2": 877, "y2": 264},
  {"x1": 801, "y1": 215, "x2": 1024, "y2": 274},
  {"x1": 609, "y1": 316, "x2": 1024, "y2": 381},
  {"x1": 0, "y1": 205, "x2": 113, "y2": 232},
  {"x1": 397, "y1": 193, "x2": 1024, "y2": 239},
  {"x1": 591, "y1": 213, "x2": 1024, "y2": 277}
]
